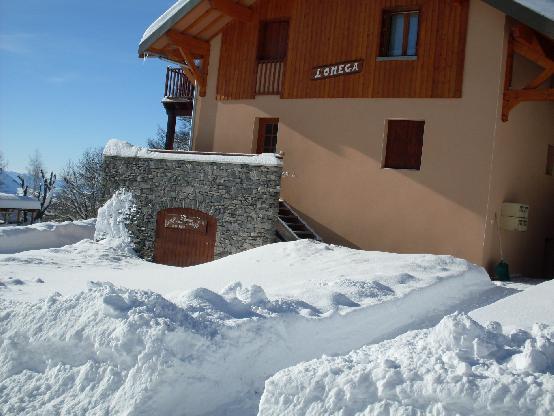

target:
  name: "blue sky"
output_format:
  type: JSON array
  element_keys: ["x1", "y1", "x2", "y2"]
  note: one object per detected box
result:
[{"x1": 0, "y1": 0, "x2": 177, "y2": 173}]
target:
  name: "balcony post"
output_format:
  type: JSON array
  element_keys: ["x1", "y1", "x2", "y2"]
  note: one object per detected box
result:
[{"x1": 165, "y1": 106, "x2": 177, "y2": 150}]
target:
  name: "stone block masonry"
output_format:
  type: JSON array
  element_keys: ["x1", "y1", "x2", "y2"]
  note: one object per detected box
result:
[{"x1": 102, "y1": 140, "x2": 282, "y2": 261}]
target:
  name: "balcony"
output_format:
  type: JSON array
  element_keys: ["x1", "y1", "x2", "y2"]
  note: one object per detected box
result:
[
  {"x1": 164, "y1": 67, "x2": 195, "y2": 101},
  {"x1": 255, "y1": 60, "x2": 284, "y2": 95},
  {"x1": 162, "y1": 67, "x2": 195, "y2": 150}
]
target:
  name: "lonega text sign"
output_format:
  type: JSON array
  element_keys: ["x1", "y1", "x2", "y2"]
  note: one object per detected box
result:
[{"x1": 312, "y1": 59, "x2": 364, "y2": 81}]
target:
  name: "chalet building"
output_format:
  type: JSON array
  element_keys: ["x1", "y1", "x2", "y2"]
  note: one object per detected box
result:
[{"x1": 139, "y1": 0, "x2": 554, "y2": 278}]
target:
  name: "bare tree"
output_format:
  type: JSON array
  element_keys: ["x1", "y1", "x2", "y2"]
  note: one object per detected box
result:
[
  {"x1": 50, "y1": 148, "x2": 104, "y2": 221},
  {"x1": 17, "y1": 175, "x2": 29, "y2": 196},
  {"x1": 35, "y1": 170, "x2": 56, "y2": 220},
  {"x1": 26, "y1": 150, "x2": 44, "y2": 193},
  {"x1": 147, "y1": 118, "x2": 192, "y2": 150}
]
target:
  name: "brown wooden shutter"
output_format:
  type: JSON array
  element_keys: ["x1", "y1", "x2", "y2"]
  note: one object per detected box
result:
[
  {"x1": 384, "y1": 120, "x2": 425, "y2": 170},
  {"x1": 380, "y1": 11, "x2": 392, "y2": 57},
  {"x1": 256, "y1": 118, "x2": 279, "y2": 154},
  {"x1": 258, "y1": 21, "x2": 289, "y2": 61}
]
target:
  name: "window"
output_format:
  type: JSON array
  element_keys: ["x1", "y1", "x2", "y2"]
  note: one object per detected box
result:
[
  {"x1": 380, "y1": 10, "x2": 420, "y2": 58},
  {"x1": 547, "y1": 145, "x2": 554, "y2": 176},
  {"x1": 256, "y1": 118, "x2": 279, "y2": 154},
  {"x1": 383, "y1": 120, "x2": 425, "y2": 170},
  {"x1": 258, "y1": 20, "x2": 289, "y2": 62}
]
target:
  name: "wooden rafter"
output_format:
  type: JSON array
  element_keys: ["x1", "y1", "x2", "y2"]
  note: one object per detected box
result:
[
  {"x1": 166, "y1": 30, "x2": 210, "y2": 57},
  {"x1": 177, "y1": 47, "x2": 209, "y2": 97},
  {"x1": 209, "y1": 0, "x2": 253, "y2": 23},
  {"x1": 163, "y1": 29, "x2": 211, "y2": 97},
  {"x1": 502, "y1": 22, "x2": 554, "y2": 122}
]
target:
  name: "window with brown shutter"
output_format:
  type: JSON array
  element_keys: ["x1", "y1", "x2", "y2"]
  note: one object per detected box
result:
[
  {"x1": 256, "y1": 118, "x2": 279, "y2": 154},
  {"x1": 258, "y1": 20, "x2": 289, "y2": 61},
  {"x1": 383, "y1": 120, "x2": 425, "y2": 170}
]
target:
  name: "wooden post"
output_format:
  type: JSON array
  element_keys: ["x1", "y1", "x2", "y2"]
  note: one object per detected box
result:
[{"x1": 165, "y1": 106, "x2": 177, "y2": 150}]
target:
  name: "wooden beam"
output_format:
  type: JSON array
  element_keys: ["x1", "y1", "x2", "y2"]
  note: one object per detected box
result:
[
  {"x1": 148, "y1": 47, "x2": 186, "y2": 64},
  {"x1": 177, "y1": 47, "x2": 207, "y2": 97},
  {"x1": 502, "y1": 89, "x2": 554, "y2": 121},
  {"x1": 525, "y1": 67, "x2": 554, "y2": 89},
  {"x1": 178, "y1": 48, "x2": 203, "y2": 84},
  {"x1": 506, "y1": 88, "x2": 554, "y2": 102},
  {"x1": 209, "y1": 0, "x2": 253, "y2": 23},
  {"x1": 513, "y1": 39, "x2": 553, "y2": 69},
  {"x1": 166, "y1": 30, "x2": 210, "y2": 56}
]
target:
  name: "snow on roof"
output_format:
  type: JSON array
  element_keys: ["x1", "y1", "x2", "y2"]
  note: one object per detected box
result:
[
  {"x1": 103, "y1": 139, "x2": 282, "y2": 167},
  {"x1": 0, "y1": 193, "x2": 41, "y2": 210},
  {"x1": 483, "y1": 0, "x2": 554, "y2": 38},
  {"x1": 139, "y1": 0, "x2": 202, "y2": 57},
  {"x1": 515, "y1": 0, "x2": 554, "y2": 21}
]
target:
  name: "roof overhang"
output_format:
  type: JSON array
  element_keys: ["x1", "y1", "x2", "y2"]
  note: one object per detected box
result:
[
  {"x1": 482, "y1": 0, "x2": 554, "y2": 38},
  {"x1": 139, "y1": 0, "x2": 256, "y2": 96},
  {"x1": 139, "y1": 0, "x2": 256, "y2": 61}
]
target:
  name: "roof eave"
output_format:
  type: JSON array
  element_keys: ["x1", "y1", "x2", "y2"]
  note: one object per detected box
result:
[
  {"x1": 482, "y1": 0, "x2": 554, "y2": 39},
  {"x1": 138, "y1": 0, "x2": 204, "y2": 58}
]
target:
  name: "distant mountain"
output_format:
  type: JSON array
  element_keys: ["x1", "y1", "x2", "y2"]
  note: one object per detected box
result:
[
  {"x1": 0, "y1": 171, "x2": 27, "y2": 194},
  {"x1": 0, "y1": 171, "x2": 64, "y2": 195}
]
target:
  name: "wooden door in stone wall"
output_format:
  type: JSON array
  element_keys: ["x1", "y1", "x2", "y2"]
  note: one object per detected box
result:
[{"x1": 153, "y1": 208, "x2": 217, "y2": 267}]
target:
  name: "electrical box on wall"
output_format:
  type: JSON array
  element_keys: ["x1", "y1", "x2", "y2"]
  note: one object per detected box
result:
[
  {"x1": 501, "y1": 203, "x2": 529, "y2": 219},
  {"x1": 500, "y1": 202, "x2": 529, "y2": 232}
]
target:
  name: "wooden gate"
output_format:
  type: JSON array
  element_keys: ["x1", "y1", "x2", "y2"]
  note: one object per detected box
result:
[{"x1": 153, "y1": 208, "x2": 217, "y2": 267}]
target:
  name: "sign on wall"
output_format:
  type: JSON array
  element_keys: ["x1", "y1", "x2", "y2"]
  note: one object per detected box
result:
[
  {"x1": 165, "y1": 213, "x2": 208, "y2": 233},
  {"x1": 311, "y1": 59, "x2": 364, "y2": 80}
]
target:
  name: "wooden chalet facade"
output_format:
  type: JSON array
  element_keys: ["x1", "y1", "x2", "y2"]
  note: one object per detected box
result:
[{"x1": 140, "y1": 0, "x2": 554, "y2": 278}]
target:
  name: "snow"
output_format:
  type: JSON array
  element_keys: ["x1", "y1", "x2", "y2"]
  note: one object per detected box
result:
[
  {"x1": 0, "y1": 192, "x2": 40, "y2": 210},
  {"x1": 515, "y1": 0, "x2": 554, "y2": 20},
  {"x1": 140, "y1": 0, "x2": 193, "y2": 44},
  {"x1": 0, "y1": 262, "x2": 493, "y2": 415},
  {"x1": 0, "y1": 219, "x2": 96, "y2": 254},
  {"x1": 0, "y1": 194, "x2": 509, "y2": 414},
  {"x1": 104, "y1": 139, "x2": 282, "y2": 166},
  {"x1": 470, "y1": 278, "x2": 554, "y2": 331},
  {"x1": 94, "y1": 189, "x2": 136, "y2": 253},
  {"x1": 259, "y1": 311, "x2": 554, "y2": 416},
  {"x1": 1, "y1": 193, "x2": 550, "y2": 415}
]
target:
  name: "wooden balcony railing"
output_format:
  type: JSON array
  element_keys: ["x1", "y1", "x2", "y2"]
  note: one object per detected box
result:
[
  {"x1": 165, "y1": 67, "x2": 195, "y2": 99},
  {"x1": 256, "y1": 60, "x2": 284, "y2": 95}
]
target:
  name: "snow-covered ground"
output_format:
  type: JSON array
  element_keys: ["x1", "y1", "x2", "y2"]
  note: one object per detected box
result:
[
  {"x1": 0, "y1": 219, "x2": 95, "y2": 254},
  {"x1": 259, "y1": 307, "x2": 554, "y2": 416},
  {"x1": 0, "y1": 195, "x2": 550, "y2": 415}
]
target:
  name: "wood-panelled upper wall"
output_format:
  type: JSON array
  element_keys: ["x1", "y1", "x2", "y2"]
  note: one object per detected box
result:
[{"x1": 217, "y1": 0, "x2": 469, "y2": 100}]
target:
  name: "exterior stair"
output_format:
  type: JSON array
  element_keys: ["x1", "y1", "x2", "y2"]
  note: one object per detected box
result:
[{"x1": 276, "y1": 200, "x2": 322, "y2": 242}]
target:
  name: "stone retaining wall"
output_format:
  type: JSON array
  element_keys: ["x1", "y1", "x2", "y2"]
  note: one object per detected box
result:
[{"x1": 102, "y1": 154, "x2": 282, "y2": 261}]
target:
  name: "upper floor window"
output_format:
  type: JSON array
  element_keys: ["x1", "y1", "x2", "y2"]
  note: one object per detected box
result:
[
  {"x1": 380, "y1": 10, "x2": 420, "y2": 58},
  {"x1": 258, "y1": 20, "x2": 289, "y2": 62}
]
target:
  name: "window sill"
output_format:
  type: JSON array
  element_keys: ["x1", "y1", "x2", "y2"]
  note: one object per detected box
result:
[
  {"x1": 376, "y1": 56, "x2": 417, "y2": 62},
  {"x1": 382, "y1": 167, "x2": 421, "y2": 171}
]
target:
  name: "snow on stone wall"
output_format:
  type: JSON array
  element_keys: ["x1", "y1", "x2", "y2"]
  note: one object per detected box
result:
[{"x1": 102, "y1": 142, "x2": 282, "y2": 260}]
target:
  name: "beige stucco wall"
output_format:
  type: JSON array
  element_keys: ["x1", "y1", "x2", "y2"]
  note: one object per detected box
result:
[
  {"x1": 482, "y1": 51, "x2": 554, "y2": 277},
  {"x1": 192, "y1": 0, "x2": 545, "y2": 268}
]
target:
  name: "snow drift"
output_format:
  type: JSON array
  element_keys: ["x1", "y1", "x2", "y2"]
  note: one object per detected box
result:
[
  {"x1": 0, "y1": 266, "x2": 492, "y2": 415},
  {"x1": 259, "y1": 312, "x2": 554, "y2": 416},
  {"x1": 0, "y1": 219, "x2": 96, "y2": 254},
  {"x1": 471, "y1": 278, "x2": 554, "y2": 331},
  {"x1": 0, "y1": 192, "x2": 499, "y2": 415}
]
